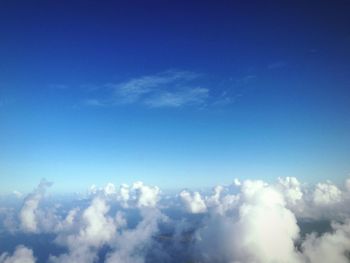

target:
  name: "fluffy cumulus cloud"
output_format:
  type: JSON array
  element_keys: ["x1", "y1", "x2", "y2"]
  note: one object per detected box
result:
[
  {"x1": 49, "y1": 181, "x2": 164, "y2": 263},
  {"x1": 50, "y1": 197, "x2": 118, "y2": 263},
  {"x1": 104, "y1": 183, "x2": 116, "y2": 196},
  {"x1": 301, "y1": 220, "x2": 350, "y2": 263},
  {"x1": 195, "y1": 180, "x2": 301, "y2": 263},
  {"x1": 313, "y1": 181, "x2": 342, "y2": 205},
  {"x1": 1, "y1": 177, "x2": 350, "y2": 263},
  {"x1": 70, "y1": 197, "x2": 116, "y2": 246},
  {"x1": 277, "y1": 176, "x2": 303, "y2": 206},
  {"x1": 19, "y1": 179, "x2": 52, "y2": 233},
  {"x1": 0, "y1": 246, "x2": 36, "y2": 263},
  {"x1": 105, "y1": 208, "x2": 166, "y2": 263},
  {"x1": 130, "y1": 181, "x2": 160, "y2": 208},
  {"x1": 88, "y1": 181, "x2": 160, "y2": 208},
  {"x1": 179, "y1": 190, "x2": 207, "y2": 214}
]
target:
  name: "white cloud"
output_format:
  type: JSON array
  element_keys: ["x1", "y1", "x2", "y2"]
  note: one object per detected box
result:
[
  {"x1": 85, "y1": 70, "x2": 211, "y2": 108},
  {"x1": 50, "y1": 189, "x2": 165, "y2": 263},
  {"x1": 131, "y1": 181, "x2": 160, "y2": 208},
  {"x1": 104, "y1": 183, "x2": 117, "y2": 196},
  {"x1": 106, "y1": 208, "x2": 166, "y2": 263},
  {"x1": 144, "y1": 87, "x2": 208, "y2": 108},
  {"x1": 50, "y1": 197, "x2": 118, "y2": 263},
  {"x1": 196, "y1": 180, "x2": 301, "y2": 263},
  {"x1": 269, "y1": 178, "x2": 350, "y2": 221},
  {"x1": 117, "y1": 184, "x2": 130, "y2": 208},
  {"x1": 0, "y1": 245, "x2": 36, "y2": 263},
  {"x1": 88, "y1": 184, "x2": 98, "y2": 195},
  {"x1": 112, "y1": 70, "x2": 199, "y2": 104},
  {"x1": 19, "y1": 179, "x2": 52, "y2": 233},
  {"x1": 54, "y1": 208, "x2": 79, "y2": 233},
  {"x1": 83, "y1": 99, "x2": 107, "y2": 107},
  {"x1": 267, "y1": 61, "x2": 287, "y2": 69},
  {"x1": 194, "y1": 178, "x2": 350, "y2": 263},
  {"x1": 301, "y1": 220, "x2": 350, "y2": 263},
  {"x1": 79, "y1": 197, "x2": 117, "y2": 246},
  {"x1": 87, "y1": 182, "x2": 160, "y2": 209},
  {"x1": 313, "y1": 181, "x2": 342, "y2": 205},
  {"x1": 277, "y1": 177, "x2": 303, "y2": 206},
  {"x1": 12, "y1": 191, "x2": 22, "y2": 199},
  {"x1": 49, "y1": 84, "x2": 69, "y2": 90},
  {"x1": 48, "y1": 181, "x2": 163, "y2": 262},
  {"x1": 49, "y1": 245, "x2": 96, "y2": 263},
  {"x1": 346, "y1": 178, "x2": 350, "y2": 192},
  {"x1": 205, "y1": 185, "x2": 224, "y2": 208},
  {"x1": 2, "y1": 178, "x2": 350, "y2": 263},
  {"x1": 179, "y1": 190, "x2": 207, "y2": 214}
]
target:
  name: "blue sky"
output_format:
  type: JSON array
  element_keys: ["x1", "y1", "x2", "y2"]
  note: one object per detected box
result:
[{"x1": 1, "y1": 0, "x2": 350, "y2": 193}]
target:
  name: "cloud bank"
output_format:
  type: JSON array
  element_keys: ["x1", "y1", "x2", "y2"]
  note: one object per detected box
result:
[{"x1": 1, "y1": 177, "x2": 350, "y2": 262}]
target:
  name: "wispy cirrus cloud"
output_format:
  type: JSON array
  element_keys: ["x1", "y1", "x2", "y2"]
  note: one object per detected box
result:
[
  {"x1": 84, "y1": 70, "x2": 209, "y2": 108},
  {"x1": 144, "y1": 87, "x2": 209, "y2": 108},
  {"x1": 267, "y1": 61, "x2": 287, "y2": 70},
  {"x1": 48, "y1": 84, "x2": 70, "y2": 90}
]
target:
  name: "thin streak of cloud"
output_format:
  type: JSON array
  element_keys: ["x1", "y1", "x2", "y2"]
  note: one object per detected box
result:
[
  {"x1": 267, "y1": 61, "x2": 287, "y2": 69},
  {"x1": 111, "y1": 70, "x2": 200, "y2": 104},
  {"x1": 144, "y1": 87, "x2": 209, "y2": 108},
  {"x1": 235, "y1": 75, "x2": 257, "y2": 86},
  {"x1": 49, "y1": 84, "x2": 70, "y2": 90},
  {"x1": 84, "y1": 70, "x2": 209, "y2": 108},
  {"x1": 83, "y1": 99, "x2": 108, "y2": 107},
  {"x1": 82, "y1": 70, "x2": 257, "y2": 109}
]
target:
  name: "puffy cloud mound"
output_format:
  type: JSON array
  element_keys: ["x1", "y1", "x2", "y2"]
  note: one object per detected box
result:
[
  {"x1": 88, "y1": 181, "x2": 160, "y2": 208},
  {"x1": 277, "y1": 177, "x2": 303, "y2": 206},
  {"x1": 48, "y1": 181, "x2": 165, "y2": 263},
  {"x1": 76, "y1": 197, "x2": 117, "y2": 247},
  {"x1": 0, "y1": 246, "x2": 36, "y2": 263},
  {"x1": 105, "y1": 208, "x2": 166, "y2": 263},
  {"x1": 50, "y1": 197, "x2": 118, "y2": 263},
  {"x1": 104, "y1": 183, "x2": 117, "y2": 196},
  {"x1": 179, "y1": 190, "x2": 207, "y2": 214},
  {"x1": 301, "y1": 220, "x2": 350, "y2": 263},
  {"x1": 19, "y1": 179, "x2": 52, "y2": 233},
  {"x1": 196, "y1": 180, "x2": 301, "y2": 263},
  {"x1": 236, "y1": 180, "x2": 301, "y2": 262},
  {"x1": 131, "y1": 181, "x2": 160, "y2": 208},
  {"x1": 313, "y1": 181, "x2": 342, "y2": 205}
]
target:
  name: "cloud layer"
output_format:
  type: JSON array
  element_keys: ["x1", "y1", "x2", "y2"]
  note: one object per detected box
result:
[{"x1": 1, "y1": 177, "x2": 350, "y2": 263}]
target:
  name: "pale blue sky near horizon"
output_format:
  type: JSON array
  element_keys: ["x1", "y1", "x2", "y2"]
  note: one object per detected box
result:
[{"x1": 1, "y1": 0, "x2": 350, "y2": 193}]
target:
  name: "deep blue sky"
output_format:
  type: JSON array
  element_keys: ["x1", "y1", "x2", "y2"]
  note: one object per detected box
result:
[{"x1": 1, "y1": 0, "x2": 350, "y2": 193}]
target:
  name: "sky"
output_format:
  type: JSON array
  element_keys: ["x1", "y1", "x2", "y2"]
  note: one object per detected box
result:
[{"x1": 1, "y1": 0, "x2": 350, "y2": 193}]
